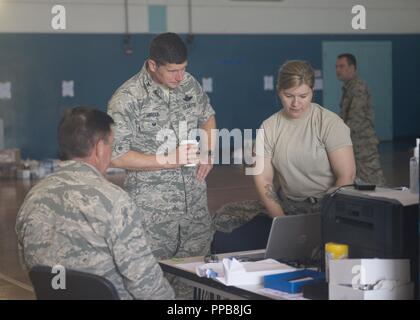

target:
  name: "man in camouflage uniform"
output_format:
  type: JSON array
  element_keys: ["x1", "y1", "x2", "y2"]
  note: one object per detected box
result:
[
  {"x1": 336, "y1": 53, "x2": 386, "y2": 186},
  {"x1": 107, "y1": 33, "x2": 216, "y2": 299},
  {"x1": 15, "y1": 107, "x2": 174, "y2": 300}
]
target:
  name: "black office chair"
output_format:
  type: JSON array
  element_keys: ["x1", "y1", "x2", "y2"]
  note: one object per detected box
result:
[{"x1": 29, "y1": 265, "x2": 120, "y2": 300}]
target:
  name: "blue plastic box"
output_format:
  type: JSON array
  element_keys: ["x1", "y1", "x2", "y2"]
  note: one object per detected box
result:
[{"x1": 264, "y1": 269, "x2": 325, "y2": 294}]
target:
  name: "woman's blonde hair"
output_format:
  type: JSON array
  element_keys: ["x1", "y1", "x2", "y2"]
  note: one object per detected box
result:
[{"x1": 276, "y1": 60, "x2": 315, "y2": 92}]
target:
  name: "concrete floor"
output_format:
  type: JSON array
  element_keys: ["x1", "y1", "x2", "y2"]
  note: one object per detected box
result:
[{"x1": 0, "y1": 141, "x2": 414, "y2": 299}]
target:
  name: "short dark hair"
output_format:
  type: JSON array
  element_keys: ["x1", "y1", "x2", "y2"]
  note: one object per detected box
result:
[
  {"x1": 58, "y1": 107, "x2": 114, "y2": 160},
  {"x1": 149, "y1": 32, "x2": 187, "y2": 66},
  {"x1": 338, "y1": 53, "x2": 357, "y2": 69}
]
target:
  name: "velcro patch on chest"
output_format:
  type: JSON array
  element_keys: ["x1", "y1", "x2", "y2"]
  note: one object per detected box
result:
[
  {"x1": 182, "y1": 104, "x2": 195, "y2": 110},
  {"x1": 145, "y1": 112, "x2": 160, "y2": 118}
]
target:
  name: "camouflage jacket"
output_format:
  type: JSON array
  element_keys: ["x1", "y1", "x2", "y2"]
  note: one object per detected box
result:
[
  {"x1": 340, "y1": 75, "x2": 379, "y2": 146},
  {"x1": 15, "y1": 161, "x2": 175, "y2": 300},
  {"x1": 107, "y1": 63, "x2": 215, "y2": 222},
  {"x1": 108, "y1": 62, "x2": 215, "y2": 160}
]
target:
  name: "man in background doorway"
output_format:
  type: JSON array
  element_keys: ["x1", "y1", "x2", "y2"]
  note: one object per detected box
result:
[{"x1": 336, "y1": 53, "x2": 386, "y2": 186}]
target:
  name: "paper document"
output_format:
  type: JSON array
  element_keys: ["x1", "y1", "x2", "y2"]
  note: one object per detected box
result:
[
  {"x1": 314, "y1": 78, "x2": 323, "y2": 91},
  {"x1": 0, "y1": 82, "x2": 12, "y2": 99},
  {"x1": 202, "y1": 78, "x2": 213, "y2": 93},
  {"x1": 62, "y1": 80, "x2": 74, "y2": 97},
  {"x1": 263, "y1": 75, "x2": 274, "y2": 90}
]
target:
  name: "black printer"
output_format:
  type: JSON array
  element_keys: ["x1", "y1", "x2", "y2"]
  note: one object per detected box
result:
[{"x1": 321, "y1": 187, "x2": 419, "y2": 298}]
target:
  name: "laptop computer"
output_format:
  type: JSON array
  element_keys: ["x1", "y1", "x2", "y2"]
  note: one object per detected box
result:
[{"x1": 236, "y1": 213, "x2": 321, "y2": 265}]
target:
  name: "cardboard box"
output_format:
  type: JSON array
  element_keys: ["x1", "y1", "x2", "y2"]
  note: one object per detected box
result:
[
  {"x1": 329, "y1": 282, "x2": 414, "y2": 300},
  {"x1": 328, "y1": 259, "x2": 413, "y2": 300},
  {"x1": 0, "y1": 149, "x2": 21, "y2": 165},
  {"x1": 329, "y1": 259, "x2": 411, "y2": 285},
  {"x1": 0, "y1": 165, "x2": 17, "y2": 179}
]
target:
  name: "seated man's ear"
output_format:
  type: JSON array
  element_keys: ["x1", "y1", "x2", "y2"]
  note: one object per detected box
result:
[{"x1": 95, "y1": 139, "x2": 106, "y2": 159}]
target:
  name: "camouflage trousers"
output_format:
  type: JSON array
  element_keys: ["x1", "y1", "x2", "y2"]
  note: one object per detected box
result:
[
  {"x1": 212, "y1": 195, "x2": 321, "y2": 234},
  {"x1": 354, "y1": 142, "x2": 386, "y2": 186},
  {"x1": 151, "y1": 213, "x2": 214, "y2": 300},
  {"x1": 277, "y1": 193, "x2": 322, "y2": 215},
  {"x1": 162, "y1": 219, "x2": 214, "y2": 300},
  {"x1": 212, "y1": 200, "x2": 265, "y2": 233}
]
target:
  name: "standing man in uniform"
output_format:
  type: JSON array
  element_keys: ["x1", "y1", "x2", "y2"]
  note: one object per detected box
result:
[
  {"x1": 336, "y1": 53, "x2": 386, "y2": 186},
  {"x1": 107, "y1": 33, "x2": 216, "y2": 298},
  {"x1": 16, "y1": 107, "x2": 174, "y2": 300}
]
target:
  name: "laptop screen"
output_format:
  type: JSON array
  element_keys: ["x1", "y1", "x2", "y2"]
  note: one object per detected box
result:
[{"x1": 264, "y1": 213, "x2": 321, "y2": 265}]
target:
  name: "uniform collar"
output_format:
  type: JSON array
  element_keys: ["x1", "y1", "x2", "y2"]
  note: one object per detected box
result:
[
  {"x1": 343, "y1": 73, "x2": 359, "y2": 91},
  {"x1": 280, "y1": 103, "x2": 313, "y2": 123},
  {"x1": 138, "y1": 61, "x2": 158, "y2": 94},
  {"x1": 59, "y1": 160, "x2": 104, "y2": 178}
]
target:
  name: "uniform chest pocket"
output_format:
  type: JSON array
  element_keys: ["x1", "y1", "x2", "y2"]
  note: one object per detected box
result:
[
  {"x1": 179, "y1": 99, "x2": 198, "y2": 120},
  {"x1": 139, "y1": 118, "x2": 162, "y2": 132},
  {"x1": 139, "y1": 111, "x2": 169, "y2": 133},
  {"x1": 185, "y1": 112, "x2": 199, "y2": 128}
]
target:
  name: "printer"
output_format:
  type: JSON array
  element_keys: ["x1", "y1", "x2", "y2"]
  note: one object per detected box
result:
[{"x1": 321, "y1": 187, "x2": 419, "y2": 298}]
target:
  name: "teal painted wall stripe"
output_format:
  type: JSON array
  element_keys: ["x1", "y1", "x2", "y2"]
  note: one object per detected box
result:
[{"x1": 148, "y1": 5, "x2": 167, "y2": 33}]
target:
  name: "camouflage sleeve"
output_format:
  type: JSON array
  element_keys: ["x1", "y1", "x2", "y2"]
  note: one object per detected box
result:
[
  {"x1": 15, "y1": 218, "x2": 29, "y2": 271},
  {"x1": 107, "y1": 94, "x2": 137, "y2": 160},
  {"x1": 108, "y1": 192, "x2": 175, "y2": 300},
  {"x1": 345, "y1": 87, "x2": 371, "y2": 135},
  {"x1": 192, "y1": 78, "x2": 216, "y2": 127},
  {"x1": 15, "y1": 193, "x2": 37, "y2": 271}
]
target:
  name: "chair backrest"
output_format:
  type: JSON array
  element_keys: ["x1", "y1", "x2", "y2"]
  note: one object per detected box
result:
[{"x1": 29, "y1": 265, "x2": 120, "y2": 300}]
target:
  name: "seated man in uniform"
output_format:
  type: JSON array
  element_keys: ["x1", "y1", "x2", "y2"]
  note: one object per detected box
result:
[{"x1": 15, "y1": 107, "x2": 174, "y2": 300}]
